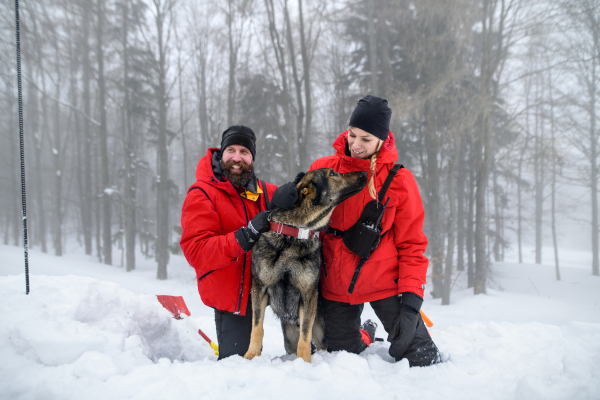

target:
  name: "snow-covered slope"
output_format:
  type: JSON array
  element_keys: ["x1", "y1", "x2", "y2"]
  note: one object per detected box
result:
[{"x1": 0, "y1": 244, "x2": 599, "y2": 400}]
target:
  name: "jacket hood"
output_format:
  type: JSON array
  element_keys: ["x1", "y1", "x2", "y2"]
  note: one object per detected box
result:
[
  {"x1": 332, "y1": 130, "x2": 398, "y2": 169},
  {"x1": 195, "y1": 148, "x2": 260, "y2": 193}
]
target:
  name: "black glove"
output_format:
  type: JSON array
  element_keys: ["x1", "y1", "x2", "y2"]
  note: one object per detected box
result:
[
  {"x1": 388, "y1": 292, "x2": 423, "y2": 362},
  {"x1": 234, "y1": 211, "x2": 271, "y2": 252},
  {"x1": 271, "y1": 172, "x2": 305, "y2": 209}
]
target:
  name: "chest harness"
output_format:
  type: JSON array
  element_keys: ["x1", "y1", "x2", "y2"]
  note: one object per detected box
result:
[{"x1": 322, "y1": 164, "x2": 403, "y2": 294}]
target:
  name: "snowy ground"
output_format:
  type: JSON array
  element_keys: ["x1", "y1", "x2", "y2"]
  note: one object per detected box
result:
[{"x1": 1, "y1": 244, "x2": 599, "y2": 400}]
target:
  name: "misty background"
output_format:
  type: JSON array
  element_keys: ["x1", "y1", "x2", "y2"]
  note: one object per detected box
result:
[{"x1": 0, "y1": 0, "x2": 598, "y2": 304}]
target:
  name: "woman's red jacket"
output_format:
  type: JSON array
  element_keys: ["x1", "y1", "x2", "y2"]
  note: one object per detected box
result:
[
  {"x1": 180, "y1": 148, "x2": 276, "y2": 315},
  {"x1": 310, "y1": 131, "x2": 429, "y2": 304}
]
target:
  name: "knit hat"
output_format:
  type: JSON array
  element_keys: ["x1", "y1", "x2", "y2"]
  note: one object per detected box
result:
[
  {"x1": 348, "y1": 95, "x2": 392, "y2": 141},
  {"x1": 220, "y1": 125, "x2": 256, "y2": 160}
]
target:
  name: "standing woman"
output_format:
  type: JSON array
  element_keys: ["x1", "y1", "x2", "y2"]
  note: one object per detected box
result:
[{"x1": 309, "y1": 95, "x2": 439, "y2": 366}]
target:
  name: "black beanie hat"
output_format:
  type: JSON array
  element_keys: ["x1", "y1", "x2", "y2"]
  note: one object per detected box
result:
[
  {"x1": 348, "y1": 95, "x2": 392, "y2": 141},
  {"x1": 220, "y1": 125, "x2": 256, "y2": 160}
]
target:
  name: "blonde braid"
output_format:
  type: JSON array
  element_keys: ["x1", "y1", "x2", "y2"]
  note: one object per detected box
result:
[{"x1": 368, "y1": 140, "x2": 384, "y2": 199}]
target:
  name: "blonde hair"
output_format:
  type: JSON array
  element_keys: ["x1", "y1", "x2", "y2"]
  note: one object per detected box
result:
[
  {"x1": 348, "y1": 126, "x2": 383, "y2": 200},
  {"x1": 368, "y1": 140, "x2": 384, "y2": 199}
]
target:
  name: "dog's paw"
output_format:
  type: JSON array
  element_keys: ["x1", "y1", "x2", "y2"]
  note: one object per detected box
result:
[
  {"x1": 244, "y1": 348, "x2": 261, "y2": 360},
  {"x1": 296, "y1": 348, "x2": 311, "y2": 363}
]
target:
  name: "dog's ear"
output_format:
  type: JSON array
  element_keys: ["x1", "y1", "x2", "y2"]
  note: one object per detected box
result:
[{"x1": 295, "y1": 185, "x2": 314, "y2": 207}]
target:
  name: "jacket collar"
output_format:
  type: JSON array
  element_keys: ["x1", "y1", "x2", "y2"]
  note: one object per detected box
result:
[{"x1": 332, "y1": 130, "x2": 398, "y2": 171}]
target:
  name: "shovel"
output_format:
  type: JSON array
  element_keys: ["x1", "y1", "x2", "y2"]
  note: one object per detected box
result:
[
  {"x1": 157, "y1": 295, "x2": 219, "y2": 356},
  {"x1": 420, "y1": 310, "x2": 434, "y2": 328}
]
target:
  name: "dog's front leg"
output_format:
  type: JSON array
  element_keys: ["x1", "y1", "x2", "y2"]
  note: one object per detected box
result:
[
  {"x1": 244, "y1": 279, "x2": 268, "y2": 360},
  {"x1": 297, "y1": 292, "x2": 318, "y2": 362}
]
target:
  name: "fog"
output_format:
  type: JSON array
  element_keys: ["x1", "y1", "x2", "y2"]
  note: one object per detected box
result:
[{"x1": 1, "y1": 0, "x2": 598, "y2": 303}]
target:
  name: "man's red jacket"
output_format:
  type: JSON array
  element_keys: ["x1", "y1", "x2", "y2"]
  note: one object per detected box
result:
[
  {"x1": 180, "y1": 148, "x2": 276, "y2": 315},
  {"x1": 309, "y1": 131, "x2": 429, "y2": 304}
]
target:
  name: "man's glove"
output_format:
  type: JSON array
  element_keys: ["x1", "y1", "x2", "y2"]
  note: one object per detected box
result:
[
  {"x1": 271, "y1": 172, "x2": 305, "y2": 209},
  {"x1": 234, "y1": 211, "x2": 271, "y2": 252},
  {"x1": 388, "y1": 292, "x2": 423, "y2": 362}
]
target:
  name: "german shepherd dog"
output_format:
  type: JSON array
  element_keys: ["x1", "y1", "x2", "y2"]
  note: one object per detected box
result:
[{"x1": 243, "y1": 168, "x2": 368, "y2": 362}]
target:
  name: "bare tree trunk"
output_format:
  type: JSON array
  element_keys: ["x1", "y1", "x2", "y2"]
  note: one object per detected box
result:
[
  {"x1": 265, "y1": 0, "x2": 297, "y2": 180},
  {"x1": 367, "y1": 0, "x2": 379, "y2": 95},
  {"x1": 97, "y1": 0, "x2": 112, "y2": 265},
  {"x1": 517, "y1": 136, "x2": 529, "y2": 264},
  {"x1": 474, "y1": 0, "x2": 502, "y2": 295},
  {"x1": 298, "y1": 0, "x2": 312, "y2": 170},
  {"x1": 549, "y1": 70, "x2": 560, "y2": 280},
  {"x1": 442, "y1": 131, "x2": 461, "y2": 305},
  {"x1": 154, "y1": 0, "x2": 174, "y2": 280},
  {"x1": 51, "y1": 39, "x2": 63, "y2": 257},
  {"x1": 425, "y1": 101, "x2": 443, "y2": 299},
  {"x1": 122, "y1": 1, "x2": 136, "y2": 271},
  {"x1": 534, "y1": 73, "x2": 544, "y2": 265},
  {"x1": 5, "y1": 74, "x2": 20, "y2": 246},
  {"x1": 493, "y1": 160, "x2": 500, "y2": 261},
  {"x1": 456, "y1": 138, "x2": 467, "y2": 271},
  {"x1": 80, "y1": 0, "x2": 94, "y2": 255},
  {"x1": 284, "y1": 0, "x2": 305, "y2": 171},
  {"x1": 34, "y1": 61, "x2": 48, "y2": 253},
  {"x1": 590, "y1": 35, "x2": 599, "y2": 276},
  {"x1": 378, "y1": 0, "x2": 392, "y2": 98},
  {"x1": 467, "y1": 138, "x2": 475, "y2": 288},
  {"x1": 227, "y1": 0, "x2": 237, "y2": 126}
]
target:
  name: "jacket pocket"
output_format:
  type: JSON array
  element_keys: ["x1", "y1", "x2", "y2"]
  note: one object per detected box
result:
[{"x1": 198, "y1": 269, "x2": 216, "y2": 281}]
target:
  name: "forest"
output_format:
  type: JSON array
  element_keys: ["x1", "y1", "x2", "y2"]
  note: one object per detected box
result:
[{"x1": 1, "y1": 0, "x2": 598, "y2": 305}]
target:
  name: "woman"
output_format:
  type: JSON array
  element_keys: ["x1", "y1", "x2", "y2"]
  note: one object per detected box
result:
[{"x1": 309, "y1": 95, "x2": 439, "y2": 367}]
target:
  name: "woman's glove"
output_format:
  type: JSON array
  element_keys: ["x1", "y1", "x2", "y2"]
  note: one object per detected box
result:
[
  {"x1": 271, "y1": 172, "x2": 305, "y2": 209},
  {"x1": 388, "y1": 292, "x2": 423, "y2": 362},
  {"x1": 234, "y1": 211, "x2": 271, "y2": 252}
]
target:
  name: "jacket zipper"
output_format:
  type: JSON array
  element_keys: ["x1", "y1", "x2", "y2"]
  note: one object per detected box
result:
[{"x1": 235, "y1": 189, "x2": 250, "y2": 315}]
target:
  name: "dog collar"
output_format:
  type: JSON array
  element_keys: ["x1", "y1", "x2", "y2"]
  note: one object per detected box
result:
[{"x1": 269, "y1": 221, "x2": 316, "y2": 240}]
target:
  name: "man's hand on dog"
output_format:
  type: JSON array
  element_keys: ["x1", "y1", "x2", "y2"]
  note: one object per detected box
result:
[
  {"x1": 235, "y1": 211, "x2": 271, "y2": 252},
  {"x1": 271, "y1": 172, "x2": 305, "y2": 209}
]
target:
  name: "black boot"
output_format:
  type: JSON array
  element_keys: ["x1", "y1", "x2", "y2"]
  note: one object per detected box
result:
[
  {"x1": 360, "y1": 319, "x2": 377, "y2": 345},
  {"x1": 401, "y1": 317, "x2": 441, "y2": 367}
]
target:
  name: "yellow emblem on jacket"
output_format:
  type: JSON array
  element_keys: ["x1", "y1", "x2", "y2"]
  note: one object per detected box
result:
[{"x1": 240, "y1": 185, "x2": 263, "y2": 202}]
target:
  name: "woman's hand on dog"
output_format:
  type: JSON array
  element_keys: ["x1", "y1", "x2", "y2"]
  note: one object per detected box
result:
[{"x1": 271, "y1": 172, "x2": 305, "y2": 210}]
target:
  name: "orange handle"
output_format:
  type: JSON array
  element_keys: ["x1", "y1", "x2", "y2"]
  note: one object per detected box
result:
[{"x1": 420, "y1": 310, "x2": 433, "y2": 328}]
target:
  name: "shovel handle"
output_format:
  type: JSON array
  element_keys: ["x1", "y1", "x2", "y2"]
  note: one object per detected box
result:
[
  {"x1": 420, "y1": 310, "x2": 433, "y2": 328},
  {"x1": 197, "y1": 328, "x2": 220, "y2": 356},
  {"x1": 181, "y1": 314, "x2": 220, "y2": 356}
]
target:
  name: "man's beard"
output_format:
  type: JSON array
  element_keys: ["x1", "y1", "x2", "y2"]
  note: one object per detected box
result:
[{"x1": 220, "y1": 158, "x2": 254, "y2": 187}]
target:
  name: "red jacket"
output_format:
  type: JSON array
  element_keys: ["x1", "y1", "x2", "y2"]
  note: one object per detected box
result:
[
  {"x1": 180, "y1": 148, "x2": 277, "y2": 315},
  {"x1": 309, "y1": 131, "x2": 428, "y2": 304}
]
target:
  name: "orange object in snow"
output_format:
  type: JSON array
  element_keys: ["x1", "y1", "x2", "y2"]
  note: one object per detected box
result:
[
  {"x1": 420, "y1": 310, "x2": 433, "y2": 328},
  {"x1": 157, "y1": 295, "x2": 219, "y2": 356}
]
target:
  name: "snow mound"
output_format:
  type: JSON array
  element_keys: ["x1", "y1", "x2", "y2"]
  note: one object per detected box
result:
[
  {"x1": 0, "y1": 274, "x2": 212, "y2": 398},
  {"x1": 1, "y1": 272, "x2": 599, "y2": 400}
]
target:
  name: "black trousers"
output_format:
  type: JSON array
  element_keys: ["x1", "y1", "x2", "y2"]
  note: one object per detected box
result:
[
  {"x1": 214, "y1": 297, "x2": 253, "y2": 360},
  {"x1": 321, "y1": 295, "x2": 440, "y2": 367}
]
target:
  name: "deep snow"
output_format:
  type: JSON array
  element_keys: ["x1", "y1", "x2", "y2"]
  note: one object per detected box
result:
[{"x1": 0, "y1": 244, "x2": 599, "y2": 400}]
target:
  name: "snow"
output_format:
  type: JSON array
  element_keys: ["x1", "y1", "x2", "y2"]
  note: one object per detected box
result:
[{"x1": 1, "y1": 244, "x2": 599, "y2": 399}]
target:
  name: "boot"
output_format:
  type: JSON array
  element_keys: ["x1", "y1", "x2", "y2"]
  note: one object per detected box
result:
[{"x1": 360, "y1": 319, "x2": 377, "y2": 346}]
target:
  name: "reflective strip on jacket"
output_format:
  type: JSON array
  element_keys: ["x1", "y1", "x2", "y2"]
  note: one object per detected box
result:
[{"x1": 309, "y1": 131, "x2": 428, "y2": 304}]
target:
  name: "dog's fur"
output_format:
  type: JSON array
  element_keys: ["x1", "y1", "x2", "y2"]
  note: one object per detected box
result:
[{"x1": 243, "y1": 168, "x2": 368, "y2": 362}]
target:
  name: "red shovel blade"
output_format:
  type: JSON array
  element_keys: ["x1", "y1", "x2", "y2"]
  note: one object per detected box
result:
[{"x1": 157, "y1": 295, "x2": 191, "y2": 319}]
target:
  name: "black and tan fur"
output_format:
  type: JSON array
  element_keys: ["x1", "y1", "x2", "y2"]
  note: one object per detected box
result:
[{"x1": 243, "y1": 168, "x2": 368, "y2": 362}]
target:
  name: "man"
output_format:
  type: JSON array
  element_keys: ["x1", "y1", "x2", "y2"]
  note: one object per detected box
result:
[{"x1": 180, "y1": 125, "x2": 277, "y2": 359}]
